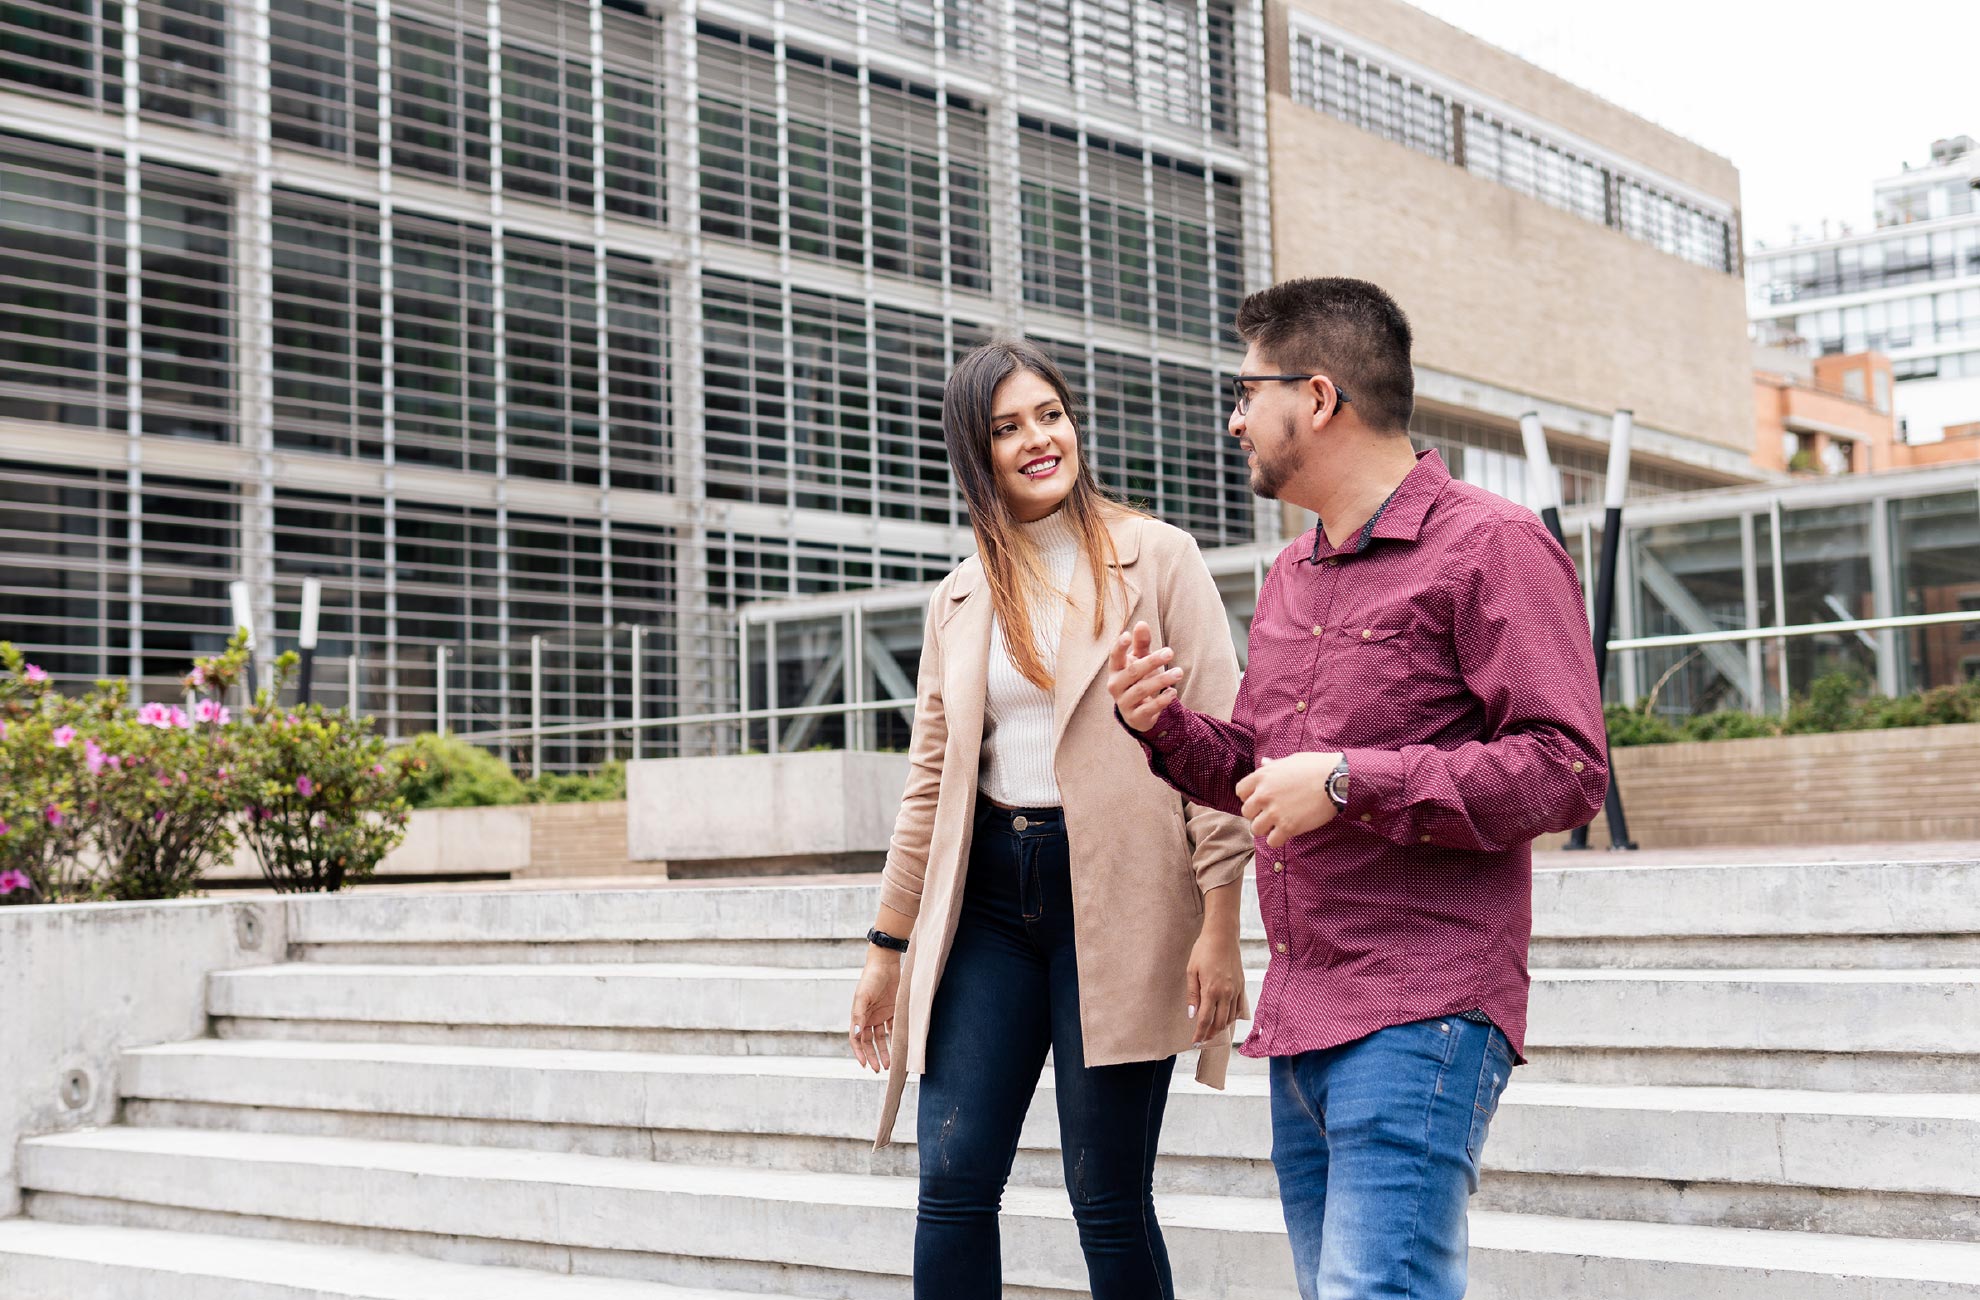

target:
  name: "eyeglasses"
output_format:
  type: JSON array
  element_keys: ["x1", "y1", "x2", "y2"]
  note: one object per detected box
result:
[{"x1": 1230, "y1": 374, "x2": 1352, "y2": 416}]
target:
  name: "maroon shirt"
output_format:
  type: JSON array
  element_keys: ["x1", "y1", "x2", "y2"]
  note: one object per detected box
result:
[{"x1": 1136, "y1": 450, "x2": 1607, "y2": 1061}]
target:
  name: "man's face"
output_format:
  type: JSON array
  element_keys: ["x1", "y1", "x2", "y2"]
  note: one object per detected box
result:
[{"x1": 1230, "y1": 345, "x2": 1307, "y2": 501}]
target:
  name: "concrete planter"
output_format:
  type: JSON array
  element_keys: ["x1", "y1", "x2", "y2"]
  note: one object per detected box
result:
[
  {"x1": 0, "y1": 897, "x2": 285, "y2": 1217},
  {"x1": 203, "y1": 804, "x2": 534, "y2": 884},
  {"x1": 627, "y1": 751, "x2": 911, "y2": 876},
  {"x1": 1550, "y1": 721, "x2": 1980, "y2": 850}
]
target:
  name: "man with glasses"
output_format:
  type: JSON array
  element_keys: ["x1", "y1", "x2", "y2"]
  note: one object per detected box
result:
[{"x1": 1106, "y1": 276, "x2": 1609, "y2": 1300}]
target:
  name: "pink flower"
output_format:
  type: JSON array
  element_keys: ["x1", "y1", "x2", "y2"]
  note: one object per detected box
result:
[
  {"x1": 45, "y1": 805, "x2": 62, "y2": 826},
  {"x1": 0, "y1": 721, "x2": 8, "y2": 740},
  {"x1": 51, "y1": 725, "x2": 76, "y2": 748},
  {"x1": 0, "y1": 870, "x2": 29, "y2": 895},
  {"x1": 22, "y1": 665, "x2": 48, "y2": 684},
  {"x1": 106, "y1": 754, "x2": 122, "y2": 770},
  {"x1": 169, "y1": 706, "x2": 191, "y2": 730},
  {"x1": 194, "y1": 698, "x2": 230, "y2": 726},
  {"x1": 137, "y1": 702, "x2": 172, "y2": 729},
  {"x1": 0, "y1": 817, "x2": 9, "y2": 835},
  {"x1": 296, "y1": 775, "x2": 316, "y2": 797},
  {"x1": 218, "y1": 767, "x2": 229, "y2": 781},
  {"x1": 187, "y1": 667, "x2": 206, "y2": 687},
  {"x1": 153, "y1": 810, "x2": 167, "y2": 822},
  {"x1": 371, "y1": 764, "x2": 386, "y2": 776},
  {"x1": 84, "y1": 739, "x2": 107, "y2": 774}
]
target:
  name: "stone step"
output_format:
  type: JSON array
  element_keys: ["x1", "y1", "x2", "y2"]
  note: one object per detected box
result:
[
  {"x1": 283, "y1": 862, "x2": 1980, "y2": 969},
  {"x1": 119, "y1": 1036, "x2": 1980, "y2": 1234},
  {"x1": 117, "y1": 1038, "x2": 1980, "y2": 1239},
  {"x1": 209, "y1": 960, "x2": 1980, "y2": 1054},
  {"x1": 20, "y1": 1127, "x2": 1980, "y2": 1299},
  {"x1": 0, "y1": 1220, "x2": 748, "y2": 1300}
]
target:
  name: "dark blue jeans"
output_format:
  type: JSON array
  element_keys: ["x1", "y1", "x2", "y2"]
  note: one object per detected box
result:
[{"x1": 914, "y1": 800, "x2": 1178, "y2": 1300}]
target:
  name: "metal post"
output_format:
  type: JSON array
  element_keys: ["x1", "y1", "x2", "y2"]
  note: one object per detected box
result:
[
  {"x1": 1740, "y1": 513, "x2": 1764, "y2": 711},
  {"x1": 1517, "y1": 412, "x2": 1565, "y2": 545},
  {"x1": 1568, "y1": 411, "x2": 1638, "y2": 851},
  {"x1": 298, "y1": 577, "x2": 322, "y2": 705},
  {"x1": 436, "y1": 645, "x2": 450, "y2": 736},
  {"x1": 1770, "y1": 496, "x2": 1790, "y2": 714},
  {"x1": 530, "y1": 634, "x2": 544, "y2": 779},
  {"x1": 347, "y1": 648, "x2": 360, "y2": 716},
  {"x1": 229, "y1": 580, "x2": 259, "y2": 699},
  {"x1": 849, "y1": 604, "x2": 866, "y2": 752},
  {"x1": 629, "y1": 625, "x2": 644, "y2": 761}
]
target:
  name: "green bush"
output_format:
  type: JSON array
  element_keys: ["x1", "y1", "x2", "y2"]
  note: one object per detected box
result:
[
  {"x1": 389, "y1": 732, "x2": 528, "y2": 809},
  {"x1": 230, "y1": 651, "x2": 412, "y2": 894},
  {"x1": 1783, "y1": 670, "x2": 1868, "y2": 735},
  {"x1": 1602, "y1": 703, "x2": 1681, "y2": 747},
  {"x1": 1680, "y1": 710, "x2": 1782, "y2": 743},
  {"x1": 523, "y1": 759, "x2": 626, "y2": 804}
]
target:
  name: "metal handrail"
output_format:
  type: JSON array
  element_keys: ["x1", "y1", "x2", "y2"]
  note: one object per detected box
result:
[
  {"x1": 1608, "y1": 608, "x2": 1980, "y2": 653},
  {"x1": 448, "y1": 611, "x2": 1980, "y2": 749},
  {"x1": 452, "y1": 696, "x2": 918, "y2": 744}
]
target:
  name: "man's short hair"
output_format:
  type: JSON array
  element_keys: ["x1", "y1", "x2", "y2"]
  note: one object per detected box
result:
[{"x1": 1234, "y1": 278, "x2": 1414, "y2": 433}]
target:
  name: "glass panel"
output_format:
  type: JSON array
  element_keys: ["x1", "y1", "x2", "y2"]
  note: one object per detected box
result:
[
  {"x1": 1891, "y1": 492, "x2": 1980, "y2": 692},
  {"x1": 861, "y1": 604, "x2": 925, "y2": 752},
  {"x1": 1778, "y1": 503, "x2": 1877, "y2": 697},
  {"x1": 1628, "y1": 516, "x2": 1756, "y2": 720}
]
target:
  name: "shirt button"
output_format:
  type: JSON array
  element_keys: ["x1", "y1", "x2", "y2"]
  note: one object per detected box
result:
[
  {"x1": 1311, "y1": 625, "x2": 1324, "y2": 637},
  {"x1": 1272, "y1": 861, "x2": 1284, "y2": 873},
  {"x1": 1324, "y1": 559, "x2": 1338, "y2": 568},
  {"x1": 1571, "y1": 760, "x2": 1585, "y2": 773},
  {"x1": 1361, "y1": 628, "x2": 1373, "y2": 639},
  {"x1": 1275, "y1": 941, "x2": 1288, "y2": 954},
  {"x1": 1294, "y1": 700, "x2": 1306, "y2": 713},
  {"x1": 1360, "y1": 813, "x2": 1372, "y2": 823},
  {"x1": 1419, "y1": 834, "x2": 1431, "y2": 843}
]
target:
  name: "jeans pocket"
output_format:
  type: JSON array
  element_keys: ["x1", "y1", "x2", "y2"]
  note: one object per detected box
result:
[{"x1": 1465, "y1": 1030, "x2": 1512, "y2": 1162}]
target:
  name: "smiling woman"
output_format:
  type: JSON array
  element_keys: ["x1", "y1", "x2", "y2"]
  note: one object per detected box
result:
[{"x1": 840, "y1": 337, "x2": 1257, "y2": 1300}]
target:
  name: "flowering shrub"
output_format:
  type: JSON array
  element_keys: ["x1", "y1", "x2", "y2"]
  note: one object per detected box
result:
[
  {"x1": 0, "y1": 644, "x2": 101, "y2": 904},
  {"x1": 233, "y1": 652, "x2": 414, "y2": 893},
  {"x1": 0, "y1": 635, "x2": 414, "y2": 901}
]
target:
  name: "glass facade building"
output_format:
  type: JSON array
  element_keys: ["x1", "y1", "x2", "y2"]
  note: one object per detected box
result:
[{"x1": 0, "y1": 0, "x2": 1275, "y2": 768}]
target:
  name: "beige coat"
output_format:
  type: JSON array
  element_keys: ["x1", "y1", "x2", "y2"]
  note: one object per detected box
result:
[{"x1": 874, "y1": 512, "x2": 1254, "y2": 1147}]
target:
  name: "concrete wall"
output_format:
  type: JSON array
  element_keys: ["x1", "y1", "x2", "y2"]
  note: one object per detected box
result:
[
  {"x1": 0, "y1": 898, "x2": 284, "y2": 1217},
  {"x1": 1548, "y1": 723, "x2": 1980, "y2": 850},
  {"x1": 1264, "y1": 0, "x2": 1752, "y2": 459},
  {"x1": 204, "y1": 805, "x2": 535, "y2": 884},
  {"x1": 628, "y1": 752, "x2": 911, "y2": 872}
]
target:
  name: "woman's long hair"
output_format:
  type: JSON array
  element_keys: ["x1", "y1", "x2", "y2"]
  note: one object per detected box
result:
[{"x1": 943, "y1": 339, "x2": 1137, "y2": 691}]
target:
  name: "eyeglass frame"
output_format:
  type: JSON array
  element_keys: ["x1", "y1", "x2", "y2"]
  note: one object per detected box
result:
[{"x1": 1230, "y1": 374, "x2": 1352, "y2": 416}]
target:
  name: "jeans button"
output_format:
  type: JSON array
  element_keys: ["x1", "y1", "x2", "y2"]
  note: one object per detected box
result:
[{"x1": 1013, "y1": 816, "x2": 1029, "y2": 832}]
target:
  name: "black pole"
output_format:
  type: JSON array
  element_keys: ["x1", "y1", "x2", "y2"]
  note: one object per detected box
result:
[
  {"x1": 298, "y1": 647, "x2": 316, "y2": 706},
  {"x1": 1579, "y1": 506, "x2": 1636, "y2": 849}
]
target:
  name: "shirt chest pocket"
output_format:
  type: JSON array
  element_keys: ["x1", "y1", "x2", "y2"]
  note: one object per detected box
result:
[{"x1": 1329, "y1": 623, "x2": 1413, "y2": 706}]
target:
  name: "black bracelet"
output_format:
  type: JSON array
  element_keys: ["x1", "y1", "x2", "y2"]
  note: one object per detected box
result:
[{"x1": 867, "y1": 927, "x2": 910, "y2": 953}]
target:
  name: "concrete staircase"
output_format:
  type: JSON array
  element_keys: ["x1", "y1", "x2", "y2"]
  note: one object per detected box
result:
[{"x1": 6, "y1": 859, "x2": 1980, "y2": 1297}]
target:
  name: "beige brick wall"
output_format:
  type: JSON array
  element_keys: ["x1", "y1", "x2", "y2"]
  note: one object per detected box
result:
[
  {"x1": 1267, "y1": 97, "x2": 1753, "y2": 455},
  {"x1": 1545, "y1": 724, "x2": 1980, "y2": 849},
  {"x1": 521, "y1": 801, "x2": 656, "y2": 878},
  {"x1": 1269, "y1": 0, "x2": 1740, "y2": 199}
]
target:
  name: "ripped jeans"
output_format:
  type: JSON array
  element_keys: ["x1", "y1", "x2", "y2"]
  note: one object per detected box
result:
[{"x1": 913, "y1": 798, "x2": 1178, "y2": 1300}]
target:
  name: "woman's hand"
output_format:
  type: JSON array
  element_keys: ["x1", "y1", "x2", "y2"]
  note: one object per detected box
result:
[
  {"x1": 1186, "y1": 924, "x2": 1244, "y2": 1046},
  {"x1": 849, "y1": 946, "x2": 901, "y2": 1072}
]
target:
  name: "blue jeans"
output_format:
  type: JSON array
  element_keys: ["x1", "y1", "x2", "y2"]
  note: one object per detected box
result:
[
  {"x1": 1270, "y1": 1015, "x2": 1514, "y2": 1300},
  {"x1": 914, "y1": 800, "x2": 1178, "y2": 1300}
]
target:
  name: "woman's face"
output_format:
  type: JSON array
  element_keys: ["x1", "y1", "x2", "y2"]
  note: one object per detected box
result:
[{"x1": 989, "y1": 367, "x2": 1080, "y2": 523}]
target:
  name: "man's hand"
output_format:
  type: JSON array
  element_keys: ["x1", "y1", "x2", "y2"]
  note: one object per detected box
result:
[
  {"x1": 1107, "y1": 621, "x2": 1184, "y2": 733},
  {"x1": 1235, "y1": 751, "x2": 1342, "y2": 848}
]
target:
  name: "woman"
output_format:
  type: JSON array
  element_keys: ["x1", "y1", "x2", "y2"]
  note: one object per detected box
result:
[{"x1": 847, "y1": 339, "x2": 1253, "y2": 1298}]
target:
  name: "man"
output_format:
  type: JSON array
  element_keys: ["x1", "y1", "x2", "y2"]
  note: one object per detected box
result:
[{"x1": 1106, "y1": 277, "x2": 1608, "y2": 1300}]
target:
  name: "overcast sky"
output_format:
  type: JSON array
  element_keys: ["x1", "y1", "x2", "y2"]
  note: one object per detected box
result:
[{"x1": 1403, "y1": 0, "x2": 1976, "y2": 250}]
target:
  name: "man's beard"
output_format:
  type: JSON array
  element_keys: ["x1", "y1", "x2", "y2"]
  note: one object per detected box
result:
[{"x1": 1248, "y1": 413, "x2": 1303, "y2": 500}]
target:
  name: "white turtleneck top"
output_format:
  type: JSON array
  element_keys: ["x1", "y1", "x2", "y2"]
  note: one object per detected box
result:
[{"x1": 979, "y1": 508, "x2": 1079, "y2": 808}]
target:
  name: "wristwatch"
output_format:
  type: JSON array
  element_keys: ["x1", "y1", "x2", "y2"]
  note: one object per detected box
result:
[
  {"x1": 866, "y1": 927, "x2": 910, "y2": 953},
  {"x1": 1325, "y1": 757, "x2": 1351, "y2": 811}
]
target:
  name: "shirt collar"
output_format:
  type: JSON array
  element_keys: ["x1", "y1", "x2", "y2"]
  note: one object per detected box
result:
[{"x1": 1305, "y1": 449, "x2": 1451, "y2": 562}]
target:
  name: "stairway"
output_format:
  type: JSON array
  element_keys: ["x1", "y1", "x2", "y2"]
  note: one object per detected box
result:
[{"x1": 4, "y1": 859, "x2": 1980, "y2": 1297}]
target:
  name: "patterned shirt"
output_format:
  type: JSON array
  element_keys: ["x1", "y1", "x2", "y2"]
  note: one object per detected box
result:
[{"x1": 1133, "y1": 450, "x2": 1607, "y2": 1061}]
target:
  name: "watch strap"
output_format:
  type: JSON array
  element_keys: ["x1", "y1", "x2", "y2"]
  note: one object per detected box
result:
[{"x1": 866, "y1": 927, "x2": 910, "y2": 953}]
